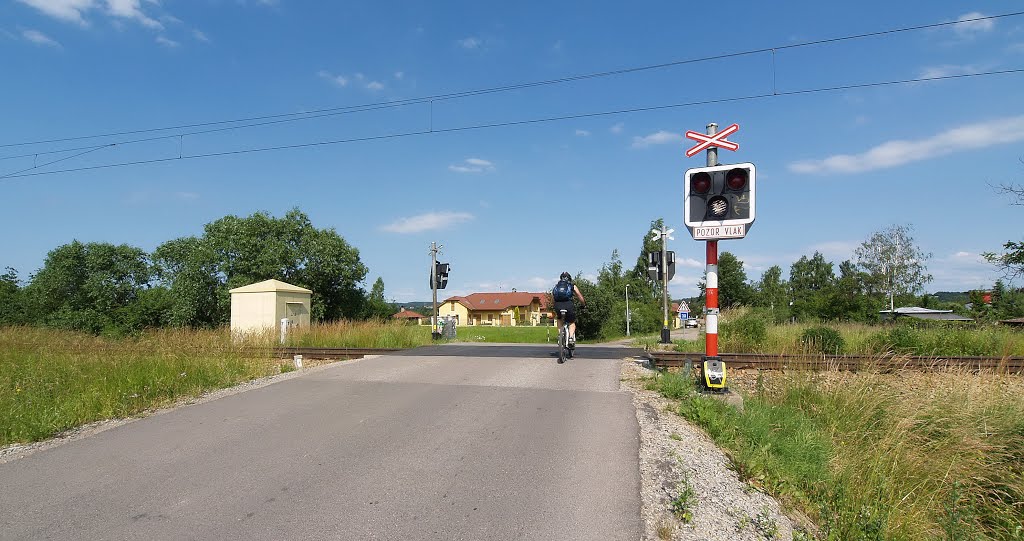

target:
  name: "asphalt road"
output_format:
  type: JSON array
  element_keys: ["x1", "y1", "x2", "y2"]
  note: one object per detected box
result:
[{"x1": 0, "y1": 344, "x2": 642, "y2": 540}]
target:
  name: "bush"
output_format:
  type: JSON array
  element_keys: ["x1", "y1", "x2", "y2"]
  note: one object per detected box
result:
[
  {"x1": 720, "y1": 311, "x2": 768, "y2": 351},
  {"x1": 867, "y1": 324, "x2": 923, "y2": 355},
  {"x1": 800, "y1": 326, "x2": 845, "y2": 355}
]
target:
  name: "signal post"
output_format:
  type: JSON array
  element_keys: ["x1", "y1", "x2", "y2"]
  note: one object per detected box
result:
[{"x1": 682, "y1": 123, "x2": 756, "y2": 392}]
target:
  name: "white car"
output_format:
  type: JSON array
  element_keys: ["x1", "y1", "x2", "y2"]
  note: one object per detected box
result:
[{"x1": 684, "y1": 318, "x2": 699, "y2": 329}]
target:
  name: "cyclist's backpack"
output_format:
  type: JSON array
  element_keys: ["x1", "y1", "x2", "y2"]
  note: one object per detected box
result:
[{"x1": 552, "y1": 279, "x2": 573, "y2": 302}]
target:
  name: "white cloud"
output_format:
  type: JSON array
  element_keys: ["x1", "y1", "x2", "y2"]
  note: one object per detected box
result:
[
  {"x1": 789, "y1": 115, "x2": 1024, "y2": 174},
  {"x1": 631, "y1": 130, "x2": 683, "y2": 148},
  {"x1": 574, "y1": 129, "x2": 590, "y2": 137},
  {"x1": 365, "y1": 81, "x2": 384, "y2": 91},
  {"x1": 808, "y1": 241, "x2": 859, "y2": 260},
  {"x1": 17, "y1": 0, "x2": 165, "y2": 29},
  {"x1": 610, "y1": 122, "x2": 625, "y2": 134},
  {"x1": 16, "y1": 0, "x2": 95, "y2": 25},
  {"x1": 458, "y1": 36, "x2": 481, "y2": 49},
  {"x1": 918, "y1": 64, "x2": 983, "y2": 79},
  {"x1": 317, "y1": 70, "x2": 348, "y2": 87},
  {"x1": 381, "y1": 211, "x2": 474, "y2": 234},
  {"x1": 449, "y1": 158, "x2": 495, "y2": 173},
  {"x1": 22, "y1": 28, "x2": 61, "y2": 47},
  {"x1": 952, "y1": 12, "x2": 994, "y2": 37},
  {"x1": 106, "y1": 0, "x2": 162, "y2": 29},
  {"x1": 192, "y1": 29, "x2": 209, "y2": 42},
  {"x1": 155, "y1": 35, "x2": 178, "y2": 47},
  {"x1": 679, "y1": 257, "x2": 704, "y2": 269}
]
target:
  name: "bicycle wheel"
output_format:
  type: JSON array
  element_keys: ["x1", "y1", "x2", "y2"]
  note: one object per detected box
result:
[{"x1": 557, "y1": 326, "x2": 565, "y2": 364}]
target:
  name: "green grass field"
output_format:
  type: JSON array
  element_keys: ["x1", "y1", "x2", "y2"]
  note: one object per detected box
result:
[
  {"x1": 454, "y1": 324, "x2": 559, "y2": 343},
  {"x1": 646, "y1": 368, "x2": 1024, "y2": 540}
]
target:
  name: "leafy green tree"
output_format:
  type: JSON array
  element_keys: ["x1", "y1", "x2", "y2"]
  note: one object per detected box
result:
[
  {"x1": 854, "y1": 224, "x2": 933, "y2": 311},
  {"x1": 155, "y1": 209, "x2": 369, "y2": 326},
  {"x1": 0, "y1": 267, "x2": 26, "y2": 325},
  {"x1": 363, "y1": 277, "x2": 394, "y2": 320},
  {"x1": 631, "y1": 218, "x2": 665, "y2": 300},
  {"x1": 698, "y1": 252, "x2": 752, "y2": 309},
  {"x1": 831, "y1": 260, "x2": 878, "y2": 322},
  {"x1": 983, "y1": 179, "x2": 1024, "y2": 280},
  {"x1": 24, "y1": 241, "x2": 154, "y2": 333},
  {"x1": 753, "y1": 265, "x2": 789, "y2": 322},
  {"x1": 789, "y1": 251, "x2": 836, "y2": 322}
]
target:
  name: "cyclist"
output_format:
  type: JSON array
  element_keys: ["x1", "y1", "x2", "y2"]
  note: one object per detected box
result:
[{"x1": 552, "y1": 272, "x2": 586, "y2": 348}]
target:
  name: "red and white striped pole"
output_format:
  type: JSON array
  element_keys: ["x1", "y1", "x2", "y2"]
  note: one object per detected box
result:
[
  {"x1": 705, "y1": 240, "x2": 719, "y2": 357},
  {"x1": 702, "y1": 123, "x2": 726, "y2": 390}
]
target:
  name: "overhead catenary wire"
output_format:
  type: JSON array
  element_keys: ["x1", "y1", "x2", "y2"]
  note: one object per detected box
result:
[
  {"x1": 2, "y1": 67, "x2": 1021, "y2": 181},
  {"x1": 0, "y1": 9, "x2": 1020, "y2": 155}
]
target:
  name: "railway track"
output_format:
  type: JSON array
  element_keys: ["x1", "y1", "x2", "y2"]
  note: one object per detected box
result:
[
  {"x1": 272, "y1": 346, "x2": 404, "y2": 360},
  {"x1": 646, "y1": 351, "x2": 1024, "y2": 374}
]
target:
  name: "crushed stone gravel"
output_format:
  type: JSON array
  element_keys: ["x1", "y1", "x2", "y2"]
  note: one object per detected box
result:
[{"x1": 620, "y1": 358, "x2": 796, "y2": 541}]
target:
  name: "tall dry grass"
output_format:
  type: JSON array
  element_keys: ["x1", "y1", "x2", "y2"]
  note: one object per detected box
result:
[{"x1": 652, "y1": 365, "x2": 1024, "y2": 540}]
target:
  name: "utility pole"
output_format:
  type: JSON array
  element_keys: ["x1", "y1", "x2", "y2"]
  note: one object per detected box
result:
[
  {"x1": 625, "y1": 284, "x2": 630, "y2": 336},
  {"x1": 429, "y1": 241, "x2": 442, "y2": 339},
  {"x1": 651, "y1": 225, "x2": 674, "y2": 344}
]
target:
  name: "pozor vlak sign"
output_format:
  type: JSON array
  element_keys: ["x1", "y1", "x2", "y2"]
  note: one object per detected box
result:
[{"x1": 683, "y1": 162, "x2": 756, "y2": 240}]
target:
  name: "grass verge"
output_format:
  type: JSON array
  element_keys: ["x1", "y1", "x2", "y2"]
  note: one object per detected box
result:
[{"x1": 646, "y1": 368, "x2": 1024, "y2": 540}]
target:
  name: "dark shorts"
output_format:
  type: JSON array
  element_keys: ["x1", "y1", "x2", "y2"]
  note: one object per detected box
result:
[{"x1": 554, "y1": 300, "x2": 576, "y2": 324}]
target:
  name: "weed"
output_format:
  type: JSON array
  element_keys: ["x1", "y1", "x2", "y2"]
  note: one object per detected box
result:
[
  {"x1": 754, "y1": 508, "x2": 779, "y2": 539},
  {"x1": 669, "y1": 432, "x2": 682, "y2": 441},
  {"x1": 655, "y1": 517, "x2": 676, "y2": 540},
  {"x1": 669, "y1": 475, "x2": 696, "y2": 524}
]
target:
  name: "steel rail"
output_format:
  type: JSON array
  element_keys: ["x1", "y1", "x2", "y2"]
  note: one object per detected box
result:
[{"x1": 647, "y1": 351, "x2": 1024, "y2": 373}]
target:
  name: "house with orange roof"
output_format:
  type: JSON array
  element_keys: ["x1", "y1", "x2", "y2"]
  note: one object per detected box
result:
[
  {"x1": 434, "y1": 291, "x2": 552, "y2": 326},
  {"x1": 392, "y1": 308, "x2": 425, "y2": 324}
]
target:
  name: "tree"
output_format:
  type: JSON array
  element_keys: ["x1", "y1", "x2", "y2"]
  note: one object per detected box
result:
[
  {"x1": 789, "y1": 252, "x2": 836, "y2": 322},
  {"x1": 363, "y1": 277, "x2": 394, "y2": 320},
  {"x1": 631, "y1": 218, "x2": 666, "y2": 300},
  {"x1": 753, "y1": 265, "x2": 789, "y2": 322},
  {"x1": 699, "y1": 252, "x2": 752, "y2": 309},
  {"x1": 831, "y1": 260, "x2": 877, "y2": 322},
  {"x1": 154, "y1": 209, "x2": 369, "y2": 326},
  {"x1": 24, "y1": 241, "x2": 154, "y2": 334},
  {"x1": 0, "y1": 267, "x2": 25, "y2": 325},
  {"x1": 854, "y1": 224, "x2": 933, "y2": 311},
  {"x1": 983, "y1": 173, "x2": 1024, "y2": 280}
]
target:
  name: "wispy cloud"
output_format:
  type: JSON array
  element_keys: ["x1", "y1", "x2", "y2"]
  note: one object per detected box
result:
[
  {"x1": 107, "y1": 0, "x2": 163, "y2": 29},
  {"x1": 918, "y1": 64, "x2": 983, "y2": 79},
  {"x1": 17, "y1": 0, "x2": 169, "y2": 30},
  {"x1": 449, "y1": 158, "x2": 495, "y2": 173},
  {"x1": 631, "y1": 130, "x2": 683, "y2": 148},
  {"x1": 789, "y1": 115, "x2": 1024, "y2": 174},
  {"x1": 22, "y1": 28, "x2": 61, "y2": 47},
  {"x1": 610, "y1": 122, "x2": 624, "y2": 134},
  {"x1": 155, "y1": 35, "x2": 178, "y2": 47},
  {"x1": 574, "y1": 129, "x2": 590, "y2": 137},
  {"x1": 381, "y1": 211, "x2": 475, "y2": 234},
  {"x1": 192, "y1": 29, "x2": 209, "y2": 42},
  {"x1": 951, "y1": 12, "x2": 995, "y2": 38},
  {"x1": 317, "y1": 70, "x2": 348, "y2": 87},
  {"x1": 458, "y1": 36, "x2": 481, "y2": 49},
  {"x1": 319, "y1": 70, "x2": 385, "y2": 90},
  {"x1": 16, "y1": 0, "x2": 95, "y2": 25}
]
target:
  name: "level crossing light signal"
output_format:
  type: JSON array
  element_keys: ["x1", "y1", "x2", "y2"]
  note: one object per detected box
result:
[
  {"x1": 431, "y1": 262, "x2": 450, "y2": 289},
  {"x1": 683, "y1": 163, "x2": 756, "y2": 240}
]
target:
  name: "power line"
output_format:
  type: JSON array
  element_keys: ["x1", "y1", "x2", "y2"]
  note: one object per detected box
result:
[
  {"x1": 1, "y1": 10, "x2": 1020, "y2": 152},
  {"x1": 3, "y1": 67, "x2": 1021, "y2": 181}
]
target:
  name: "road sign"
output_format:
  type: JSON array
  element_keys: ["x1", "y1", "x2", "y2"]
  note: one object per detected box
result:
[{"x1": 685, "y1": 123, "x2": 739, "y2": 157}]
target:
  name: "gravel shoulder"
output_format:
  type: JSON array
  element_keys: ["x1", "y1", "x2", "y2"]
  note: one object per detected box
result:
[{"x1": 620, "y1": 358, "x2": 795, "y2": 541}]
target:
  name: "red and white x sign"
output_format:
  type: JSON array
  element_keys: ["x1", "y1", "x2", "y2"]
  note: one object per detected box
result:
[{"x1": 684, "y1": 123, "x2": 740, "y2": 157}]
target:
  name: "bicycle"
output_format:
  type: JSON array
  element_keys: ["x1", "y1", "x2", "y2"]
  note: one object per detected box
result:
[{"x1": 557, "y1": 309, "x2": 573, "y2": 363}]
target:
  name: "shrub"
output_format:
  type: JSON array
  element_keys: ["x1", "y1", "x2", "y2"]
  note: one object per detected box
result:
[
  {"x1": 800, "y1": 326, "x2": 845, "y2": 355},
  {"x1": 720, "y1": 311, "x2": 768, "y2": 351}
]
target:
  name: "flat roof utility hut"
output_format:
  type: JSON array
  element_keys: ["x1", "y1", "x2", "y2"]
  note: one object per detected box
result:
[{"x1": 229, "y1": 279, "x2": 312, "y2": 336}]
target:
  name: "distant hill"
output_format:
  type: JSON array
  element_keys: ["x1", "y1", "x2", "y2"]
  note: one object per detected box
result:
[{"x1": 932, "y1": 291, "x2": 969, "y2": 303}]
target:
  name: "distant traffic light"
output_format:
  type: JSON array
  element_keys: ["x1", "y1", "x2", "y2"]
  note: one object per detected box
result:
[
  {"x1": 646, "y1": 251, "x2": 675, "y2": 281},
  {"x1": 431, "y1": 262, "x2": 450, "y2": 289},
  {"x1": 683, "y1": 163, "x2": 756, "y2": 240}
]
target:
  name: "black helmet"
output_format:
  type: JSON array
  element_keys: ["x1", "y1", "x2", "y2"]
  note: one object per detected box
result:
[{"x1": 560, "y1": 272, "x2": 572, "y2": 281}]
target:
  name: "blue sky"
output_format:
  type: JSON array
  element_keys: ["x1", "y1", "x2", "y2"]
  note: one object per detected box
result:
[{"x1": 2, "y1": 1, "x2": 1023, "y2": 303}]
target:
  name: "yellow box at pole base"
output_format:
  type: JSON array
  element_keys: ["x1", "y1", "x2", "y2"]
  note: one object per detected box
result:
[{"x1": 703, "y1": 359, "x2": 727, "y2": 389}]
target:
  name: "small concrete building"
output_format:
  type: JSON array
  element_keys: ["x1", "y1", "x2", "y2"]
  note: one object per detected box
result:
[{"x1": 229, "y1": 279, "x2": 312, "y2": 335}]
